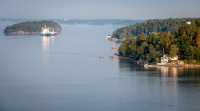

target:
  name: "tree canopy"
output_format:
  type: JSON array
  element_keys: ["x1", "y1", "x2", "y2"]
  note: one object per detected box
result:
[
  {"x1": 118, "y1": 18, "x2": 200, "y2": 64},
  {"x1": 112, "y1": 18, "x2": 200, "y2": 39}
]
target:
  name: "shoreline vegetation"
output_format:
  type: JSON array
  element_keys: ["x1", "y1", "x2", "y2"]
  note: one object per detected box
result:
[
  {"x1": 111, "y1": 18, "x2": 200, "y2": 67},
  {"x1": 118, "y1": 56, "x2": 200, "y2": 68},
  {"x1": 4, "y1": 20, "x2": 62, "y2": 36}
]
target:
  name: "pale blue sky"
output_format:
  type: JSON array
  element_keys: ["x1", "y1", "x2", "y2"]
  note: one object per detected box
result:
[{"x1": 0, "y1": 0, "x2": 200, "y2": 19}]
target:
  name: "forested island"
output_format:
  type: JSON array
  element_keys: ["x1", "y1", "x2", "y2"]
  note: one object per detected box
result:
[
  {"x1": 4, "y1": 21, "x2": 62, "y2": 36},
  {"x1": 116, "y1": 18, "x2": 200, "y2": 64},
  {"x1": 112, "y1": 18, "x2": 200, "y2": 39}
]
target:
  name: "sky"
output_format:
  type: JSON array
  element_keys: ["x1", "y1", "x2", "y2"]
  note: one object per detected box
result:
[{"x1": 0, "y1": 0, "x2": 200, "y2": 20}]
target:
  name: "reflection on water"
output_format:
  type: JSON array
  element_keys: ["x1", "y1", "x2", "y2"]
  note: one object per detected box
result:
[
  {"x1": 119, "y1": 59, "x2": 143, "y2": 71},
  {"x1": 119, "y1": 59, "x2": 200, "y2": 78},
  {"x1": 149, "y1": 66, "x2": 184, "y2": 77},
  {"x1": 42, "y1": 36, "x2": 55, "y2": 52}
]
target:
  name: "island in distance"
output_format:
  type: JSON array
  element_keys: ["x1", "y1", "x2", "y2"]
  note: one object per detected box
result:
[{"x1": 4, "y1": 20, "x2": 62, "y2": 36}]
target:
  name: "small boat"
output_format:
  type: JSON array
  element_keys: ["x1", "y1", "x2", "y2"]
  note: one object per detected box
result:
[
  {"x1": 41, "y1": 24, "x2": 56, "y2": 36},
  {"x1": 99, "y1": 56, "x2": 104, "y2": 59},
  {"x1": 109, "y1": 55, "x2": 119, "y2": 59},
  {"x1": 111, "y1": 46, "x2": 116, "y2": 50},
  {"x1": 106, "y1": 35, "x2": 112, "y2": 39},
  {"x1": 64, "y1": 19, "x2": 69, "y2": 21}
]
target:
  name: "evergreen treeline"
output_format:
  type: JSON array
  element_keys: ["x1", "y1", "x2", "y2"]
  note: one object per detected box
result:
[
  {"x1": 4, "y1": 21, "x2": 62, "y2": 34},
  {"x1": 118, "y1": 19, "x2": 200, "y2": 64},
  {"x1": 112, "y1": 18, "x2": 200, "y2": 39}
]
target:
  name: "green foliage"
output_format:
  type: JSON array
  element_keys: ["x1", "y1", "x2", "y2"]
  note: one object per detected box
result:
[
  {"x1": 176, "y1": 35, "x2": 190, "y2": 55},
  {"x1": 117, "y1": 18, "x2": 200, "y2": 63},
  {"x1": 169, "y1": 44, "x2": 179, "y2": 57},
  {"x1": 155, "y1": 58, "x2": 160, "y2": 63},
  {"x1": 149, "y1": 44, "x2": 156, "y2": 59},
  {"x1": 194, "y1": 48, "x2": 200, "y2": 61},
  {"x1": 184, "y1": 60, "x2": 188, "y2": 64},
  {"x1": 4, "y1": 21, "x2": 62, "y2": 34},
  {"x1": 188, "y1": 60, "x2": 196, "y2": 64},
  {"x1": 118, "y1": 32, "x2": 166, "y2": 62},
  {"x1": 112, "y1": 18, "x2": 200, "y2": 39}
]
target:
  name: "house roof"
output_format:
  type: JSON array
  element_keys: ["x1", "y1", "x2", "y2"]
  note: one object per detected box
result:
[{"x1": 163, "y1": 54, "x2": 171, "y2": 57}]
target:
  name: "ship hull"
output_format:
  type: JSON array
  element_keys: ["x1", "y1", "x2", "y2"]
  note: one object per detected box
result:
[{"x1": 41, "y1": 33, "x2": 55, "y2": 36}]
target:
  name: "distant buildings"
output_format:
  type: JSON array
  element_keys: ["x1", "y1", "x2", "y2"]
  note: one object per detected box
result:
[
  {"x1": 186, "y1": 21, "x2": 191, "y2": 25},
  {"x1": 157, "y1": 54, "x2": 178, "y2": 65}
]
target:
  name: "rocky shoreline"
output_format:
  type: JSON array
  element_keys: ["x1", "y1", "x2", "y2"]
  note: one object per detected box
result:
[
  {"x1": 144, "y1": 63, "x2": 200, "y2": 68},
  {"x1": 107, "y1": 37, "x2": 125, "y2": 42},
  {"x1": 184, "y1": 64, "x2": 200, "y2": 67}
]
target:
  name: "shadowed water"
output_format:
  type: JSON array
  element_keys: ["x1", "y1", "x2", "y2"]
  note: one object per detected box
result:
[{"x1": 0, "y1": 20, "x2": 200, "y2": 111}]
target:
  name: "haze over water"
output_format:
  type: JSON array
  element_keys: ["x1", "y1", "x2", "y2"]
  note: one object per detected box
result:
[{"x1": 0, "y1": 20, "x2": 200, "y2": 111}]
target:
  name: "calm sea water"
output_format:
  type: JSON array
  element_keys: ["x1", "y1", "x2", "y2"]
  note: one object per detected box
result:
[{"x1": 0, "y1": 20, "x2": 200, "y2": 111}]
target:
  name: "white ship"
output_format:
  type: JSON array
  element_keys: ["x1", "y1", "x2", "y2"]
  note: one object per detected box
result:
[{"x1": 41, "y1": 24, "x2": 56, "y2": 36}]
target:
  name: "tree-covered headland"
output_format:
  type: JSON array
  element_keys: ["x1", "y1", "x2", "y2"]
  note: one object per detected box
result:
[
  {"x1": 4, "y1": 20, "x2": 62, "y2": 35},
  {"x1": 112, "y1": 18, "x2": 200, "y2": 39},
  {"x1": 116, "y1": 18, "x2": 200, "y2": 64}
]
